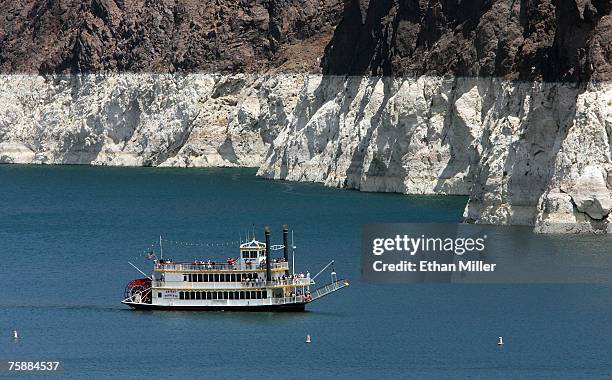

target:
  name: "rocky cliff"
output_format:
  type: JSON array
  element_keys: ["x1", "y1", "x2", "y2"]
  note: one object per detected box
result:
[
  {"x1": 258, "y1": 76, "x2": 611, "y2": 233},
  {"x1": 0, "y1": 0, "x2": 610, "y2": 233},
  {"x1": 0, "y1": 73, "x2": 303, "y2": 167},
  {"x1": 0, "y1": 0, "x2": 342, "y2": 73}
]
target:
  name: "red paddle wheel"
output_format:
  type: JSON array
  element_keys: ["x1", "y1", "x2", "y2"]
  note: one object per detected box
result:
[{"x1": 124, "y1": 278, "x2": 152, "y2": 304}]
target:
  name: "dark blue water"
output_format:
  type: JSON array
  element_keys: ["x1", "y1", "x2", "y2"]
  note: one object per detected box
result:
[{"x1": 1, "y1": 165, "x2": 611, "y2": 379}]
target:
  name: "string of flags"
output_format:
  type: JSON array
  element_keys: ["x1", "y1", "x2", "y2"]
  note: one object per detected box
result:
[
  {"x1": 142, "y1": 238, "x2": 286, "y2": 254},
  {"x1": 161, "y1": 238, "x2": 241, "y2": 247}
]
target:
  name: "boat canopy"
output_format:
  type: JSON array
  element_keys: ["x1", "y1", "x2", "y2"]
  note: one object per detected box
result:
[{"x1": 239, "y1": 239, "x2": 266, "y2": 250}]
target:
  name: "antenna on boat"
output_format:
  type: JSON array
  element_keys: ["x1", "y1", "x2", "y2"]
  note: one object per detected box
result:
[{"x1": 159, "y1": 235, "x2": 163, "y2": 259}]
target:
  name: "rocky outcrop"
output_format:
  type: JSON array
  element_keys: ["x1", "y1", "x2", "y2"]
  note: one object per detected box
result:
[
  {"x1": 254, "y1": 0, "x2": 611, "y2": 233},
  {"x1": 322, "y1": 0, "x2": 611, "y2": 82},
  {"x1": 0, "y1": 74, "x2": 303, "y2": 167},
  {"x1": 258, "y1": 76, "x2": 611, "y2": 233},
  {"x1": 0, "y1": 0, "x2": 342, "y2": 74}
]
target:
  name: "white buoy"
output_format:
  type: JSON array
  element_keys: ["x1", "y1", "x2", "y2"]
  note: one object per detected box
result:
[
  {"x1": 305, "y1": 334, "x2": 311, "y2": 343},
  {"x1": 497, "y1": 336, "x2": 504, "y2": 346},
  {"x1": 13, "y1": 330, "x2": 18, "y2": 339}
]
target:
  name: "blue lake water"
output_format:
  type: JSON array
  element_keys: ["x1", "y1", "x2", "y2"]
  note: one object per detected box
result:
[{"x1": 0, "y1": 165, "x2": 611, "y2": 379}]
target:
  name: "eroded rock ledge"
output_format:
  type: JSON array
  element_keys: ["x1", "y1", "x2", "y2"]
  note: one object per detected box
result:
[
  {"x1": 0, "y1": 74, "x2": 304, "y2": 167},
  {"x1": 0, "y1": 73, "x2": 609, "y2": 233}
]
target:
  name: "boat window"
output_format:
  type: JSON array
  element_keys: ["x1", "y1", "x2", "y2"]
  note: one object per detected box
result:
[
  {"x1": 195, "y1": 292, "x2": 200, "y2": 300},
  {"x1": 220, "y1": 274, "x2": 226, "y2": 282},
  {"x1": 251, "y1": 291, "x2": 256, "y2": 299},
  {"x1": 158, "y1": 292, "x2": 162, "y2": 298},
  {"x1": 244, "y1": 251, "x2": 258, "y2": 259},
  {"x1": 213, "y1": 274, "x2": 219, "y2": 282},
  {"x1": 262, "y1": 291, "x2": 267, "y2": 299},
  {"x1": 183, "y1": 275, "x2": 188, "y2": 281},
  {"x1": 223, "y1": 291, "x2": 228, "y2": 299}
]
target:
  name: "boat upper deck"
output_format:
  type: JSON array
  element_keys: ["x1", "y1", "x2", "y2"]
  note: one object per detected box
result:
[{"x1": 154, "y1": 260, "x2": 289, "y2": 272}]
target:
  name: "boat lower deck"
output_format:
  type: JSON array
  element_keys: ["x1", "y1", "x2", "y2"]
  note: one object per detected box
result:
[{"x1": 123, "y1": 301, "x2": 307, "y2": 312}]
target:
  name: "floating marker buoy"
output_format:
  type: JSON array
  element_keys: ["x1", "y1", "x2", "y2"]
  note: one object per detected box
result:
[
  {"x1": 13, "y1": 330, "x2": 18, "y2": 339},
  {"x1": 305, "y1": 334, "x2": 311, "y2": 343},
  {"x1": 497, "y1": 336, "x2": 504, "y2": 346}
]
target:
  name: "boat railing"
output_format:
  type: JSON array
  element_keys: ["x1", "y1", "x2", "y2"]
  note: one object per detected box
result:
[
  {"x1": 155, "y1": 261, "x2": 289, "y2": 271},
  {"x1": 152, "y1": 278, "x2": 313, "y2": 289},
  {"x1": 269, "y1": 295, "x2": 308, "y2": 304}
]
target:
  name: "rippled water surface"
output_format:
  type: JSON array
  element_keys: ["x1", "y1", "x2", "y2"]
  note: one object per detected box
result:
[{"x1": 0, "y1": 165, "x2": 610, "y2": 379}]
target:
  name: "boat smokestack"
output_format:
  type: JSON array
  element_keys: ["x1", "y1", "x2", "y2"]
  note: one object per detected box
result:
[
  {"x1": 265, "y1": 226, "x2": 271, "y2": 281},
  {"x1": 283, "y1": 225, "x2": 289, "y2": 264}
]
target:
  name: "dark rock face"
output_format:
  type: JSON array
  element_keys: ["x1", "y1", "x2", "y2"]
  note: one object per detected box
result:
[
  {"x1": 0, "y1": 0, "x2": 609, "y2": 81},
  {"x1": 0, "y1": 0, "x2": 342, "y2": 74},
  {"x1": 322, "y1": 0, "x2": 611, "y2": 81}
]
